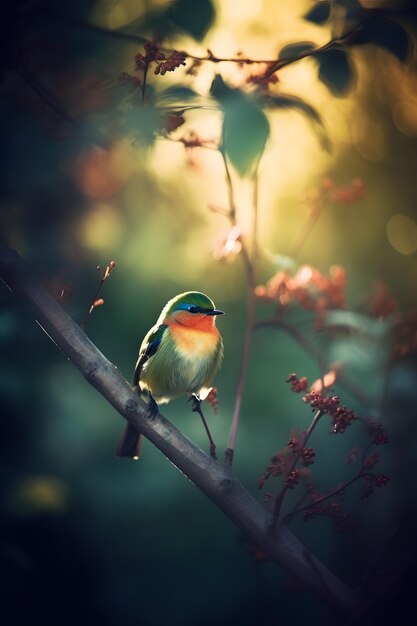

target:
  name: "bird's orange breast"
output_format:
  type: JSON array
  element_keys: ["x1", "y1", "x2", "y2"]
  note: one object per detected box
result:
[{"x1": 169, "y1": 322, "x2": 220, "y2": 359}]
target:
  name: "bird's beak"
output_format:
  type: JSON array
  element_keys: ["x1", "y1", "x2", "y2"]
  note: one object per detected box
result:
[{"x1": 206, "y1": 309, "x2": 224, "y2": 316}]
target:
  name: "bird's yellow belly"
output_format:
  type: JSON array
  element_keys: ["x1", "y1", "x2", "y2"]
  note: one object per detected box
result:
[{"x1": 141, "y1": 326, "x2": 220, "y2": 401}]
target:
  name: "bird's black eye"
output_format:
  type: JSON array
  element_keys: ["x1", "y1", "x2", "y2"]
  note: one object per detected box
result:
[{"x1": 188, "y1": 306, "x2": 198, "y2": 313}]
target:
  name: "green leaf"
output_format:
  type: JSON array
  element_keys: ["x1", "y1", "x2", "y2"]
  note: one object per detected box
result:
[
  {"x1": 210, "y1": 75, "x2": 270, "y2": 176},
  {"x1": 325, "y1": 310, "x2": 392, "y2": 341},
  {"x1": 210, "y1": 74, "x2": 231, "y2": 100},
  {"x1": 164, "y1": 0, "x2": 215, "y2": 40},
  {"x1": 156, "y1": 86, "x2": 199, "y2": 105},
  {"x1": 124, "y1": 104, "x2": 163, "y2": 146},
  {"x1": 316, "y1": 47, "x2": 355, "y2": 96},
  {"x1": 278, "y1": 41, "x2": 316, "y2": 60},
  {"x1": 353, "y1": 18, "x2": 410, "y2": 63},
  {"x1": 260, "y1": 93, "x2": 331, "y2": 151},
  {"x1": 334, "y1": 0, "x2": 364, "y2": 21},
  {"x1": 304, "y1": 2, "x2": 331, "y2": 25}
]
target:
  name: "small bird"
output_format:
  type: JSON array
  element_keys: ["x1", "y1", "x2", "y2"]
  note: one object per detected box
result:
[{"x1": 116, "y1": 291, "x2": 224, "y2": 459}]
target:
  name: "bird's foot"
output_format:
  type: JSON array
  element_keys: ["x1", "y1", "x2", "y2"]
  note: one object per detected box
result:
[
  {"x1": 188, "y1": 394, "x2": 216, "y2": 459},
  {"x1": 188, "y1": 393, "x2": 202, "y2": 413},
  {"x1": 146, "y1": 392, "x2": 159, "y2": 420}
]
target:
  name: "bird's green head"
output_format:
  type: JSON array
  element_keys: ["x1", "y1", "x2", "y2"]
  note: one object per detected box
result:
[{"x1": 160, "y1": 291, "x2": 224, "y2": 329}]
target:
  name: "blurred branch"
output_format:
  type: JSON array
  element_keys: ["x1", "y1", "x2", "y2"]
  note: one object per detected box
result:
[
  {"x1": 272, "y1": 410, "x2": 323, "y2": 524},
  {"x1": 52, "y1": 9, "x2": 361, "y2": 74},
  {"x1": 0, "y1": 244, "x2": 357, "y2": 617},
  {"x1": 17, "y1": 63, "x2": 78, "y2": 130},
  {"x1": 283, "y1": 443, "x2": 374, "y2": 523},
  {"x1": 81, "y1": 261, "x2": 116, "y2": 329},
  {"x1": 255, "y1": 318, "x2": 372, "y2": 407},
  {"x1": 220, "y1": 151, "x2": 256, "y2": 466}
]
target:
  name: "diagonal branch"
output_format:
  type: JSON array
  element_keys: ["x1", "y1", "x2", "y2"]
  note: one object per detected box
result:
[{"x1": 0, "y1": 244, "x2": 357, "y2": 617}]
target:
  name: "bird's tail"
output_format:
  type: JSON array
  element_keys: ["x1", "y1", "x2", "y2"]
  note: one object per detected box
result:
[{"x1": 115, "y1": 424, "x2": 143, "y2": 460}]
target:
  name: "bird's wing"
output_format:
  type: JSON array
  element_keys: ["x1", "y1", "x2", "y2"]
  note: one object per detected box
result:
[{"x1": 133, "y1": 324, "x2": 167, "y2": 387}]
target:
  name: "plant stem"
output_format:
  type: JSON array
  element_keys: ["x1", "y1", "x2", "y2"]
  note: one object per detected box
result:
[
  {"x1": 141, "y1": 64, "x2": 148, "y2": 102},
  {"x1": 55, "y1": 11, "x2": 361, "y2": 74},
  {"x1": 252, "y1": 168, "x2": 259, "y2": 260},
  {"x1": 271, "y1": 410, "x2": 323, "y2": 525},
  {"x1": 17, "y1": 64, "x2": 78, "y2": 130},
  {"x1": 220, "y1": 151, "x2": 257, "y2": 465},
  {"x1": 81, "y1": 272, "x2": 106, "y2": 329},
  {"x1": 255, "y1": 318, "x2": 372, "y2": 407},
  {"x1": 292, "y1": 203, "x2": 321, "y2": 257},
  {"x1": 283, "y1": 443, "x2": 373, "y2": 522},
  {"x1": 283, "y1": 473, "x2": 362, "y2": 522}
]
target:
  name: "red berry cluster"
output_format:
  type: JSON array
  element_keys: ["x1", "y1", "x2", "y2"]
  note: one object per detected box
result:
[
  {"x1": 303, "y1": 391, "x2": 339, "y2": 413},
  {"x1": 303, "y1": 391, "x2": 357, "y2": 433},
  {"x1": 135, "y1": 41, "x2": 163, "y2": 69},
  {"x1": 287, "y1": 437, "x2": 300, "y2": 453},
  {"x1": 361, "y1": 473, "x2": 390, "y2": 499},
  {"x1": 320, "y1": 177, "x2": 365, "y2": 204},
  {"x1": 121, "y1": 41, "x2": 187, "y2": 90},
  {"x1": 247, "y1": 70, "x2": 279, "y2": 90},
  {"x1": 255, "y1": 264, "x2": 346, "y2": 329},
  {"x1": 286, "y1": 439, "x2": 315, "y2": 466},
  {"x1": 285, "y1": 469, "x2": 301, "y2": 489},
  {"x1": 154, "y1": 50, "x2": 187, "y2": 75},
  {"x1": 205, "y1": 387, "x2": 219, "y2": 413},
  {"x1": 287, "y1": 373, "x2": 308, "y2": 393},
  {"x1": 304, "y1": 497, "x2": 352, "y2": 532},
  {"x1": 301, "y1": 447, "x2": 315, "y2": 466},
  {"x1": 366, "y1": 420, "x2": 389, "y2": 445},
  {"x1": 119, "y1": 72, "x2": 141, "y2": 88},
  {"x1": 164, "y1": 112, "x2": 185, "y2": 134},
  {"x1": 362, "y1": 451, "x2": 379, "y2": 471}
]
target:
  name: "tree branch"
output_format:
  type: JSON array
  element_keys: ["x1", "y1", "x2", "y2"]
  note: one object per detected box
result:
[{"x1": 0, "y1": 244, "x2": 357, "y2": 616}]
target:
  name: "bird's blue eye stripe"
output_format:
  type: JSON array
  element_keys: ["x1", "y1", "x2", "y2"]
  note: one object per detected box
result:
[{"x1": 175, "y1": 303, "x2": 200, "y2": 313}]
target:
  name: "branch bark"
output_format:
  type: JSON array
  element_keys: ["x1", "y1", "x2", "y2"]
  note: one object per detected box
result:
[{"x1": 0, "y1": 244, "x2": 358, "y2": 617}]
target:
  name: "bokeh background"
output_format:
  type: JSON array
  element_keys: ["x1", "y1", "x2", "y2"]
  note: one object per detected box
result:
[{"x1": 1, "y1": 1, "x2": 417, "y2": 624}]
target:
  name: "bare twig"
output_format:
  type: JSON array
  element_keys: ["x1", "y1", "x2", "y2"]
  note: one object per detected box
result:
[
  {"x1": 17, "y1": 64, "x2": 78, "y2": 130},
  {"x1": 255, "y1": 318, "x2": 372, "y2": 407},
  {"x1": 272, "y1": 410, "x2": 323, "y2": 524},
  {"x1": 81, "y1": 261, "x2": 116, "y2": 329},
  {"x1": 52, "y1": 10, "x2": 361, "y2": 77},
  {"x1": 220, "y1": 151, "x2": 257, "y2": 465},
  {"x1": 283, "y1": 443, "x2": 374, "y2": 522}
]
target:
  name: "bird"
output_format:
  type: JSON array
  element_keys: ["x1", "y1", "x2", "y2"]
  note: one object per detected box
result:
[{"x1": 116, "y1": 291, "x2": 224, "y2": 460}]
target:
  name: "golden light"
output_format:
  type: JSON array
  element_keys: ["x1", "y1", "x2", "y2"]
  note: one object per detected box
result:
[
  {"x1": 79, "y1": 202, "x2": 123, "y2": 251},
  {"x1": 386, "y1": 214, "x2": 417, "y2": 255},
  {"x1": 295, "y1": 265, "x2": 314, "y2": 285},
  {"x1": 9, "y1": 476, "x2": 69, "y2": 514},
  {"x1": 393, "y1": 99, "x2": 417, "y2": 137}
]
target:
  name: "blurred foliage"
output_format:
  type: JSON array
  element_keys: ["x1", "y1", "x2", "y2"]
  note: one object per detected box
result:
[
  {"x1": 211, "y1": 74, "x2": 270, "y2": 175},
  {"x1": 1, "y1": 0, "x2": 417, "y2": 625}
]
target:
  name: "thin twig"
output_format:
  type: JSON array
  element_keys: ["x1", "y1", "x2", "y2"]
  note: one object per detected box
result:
[
  {"x1": 141, "y1": 63, "x2": 148, "y2": 103},
  {"x1": 255, "y1": 318, "x2": 372, "y2": 407},
  {"x1": 284, "y1": 473, "x2": 362, "y2": 522},
  {"x1": 272, "y1": 410, "x2": 323, "y2": 524},
  {"x1": 220, "y1": 150, "x2": 257, "y2": 465},
  {"x1": 17, "y1": 64, "x2": 78, "y2": 130},
  {"x1": 81, "y1": 262, "x2": 115, "y2": 329},
  {"x1": 283, "y1": 443, "x2": 374, "y2": 522},
  {"x1": 252, "y1": 165, "x2": 260, "y2": 260},
  {"x1": 53, "y1": 10, "x2": 361, "y2": 76},
  {"x1": 291, "y1": 204, "x2": 321, "y2": 258}
]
